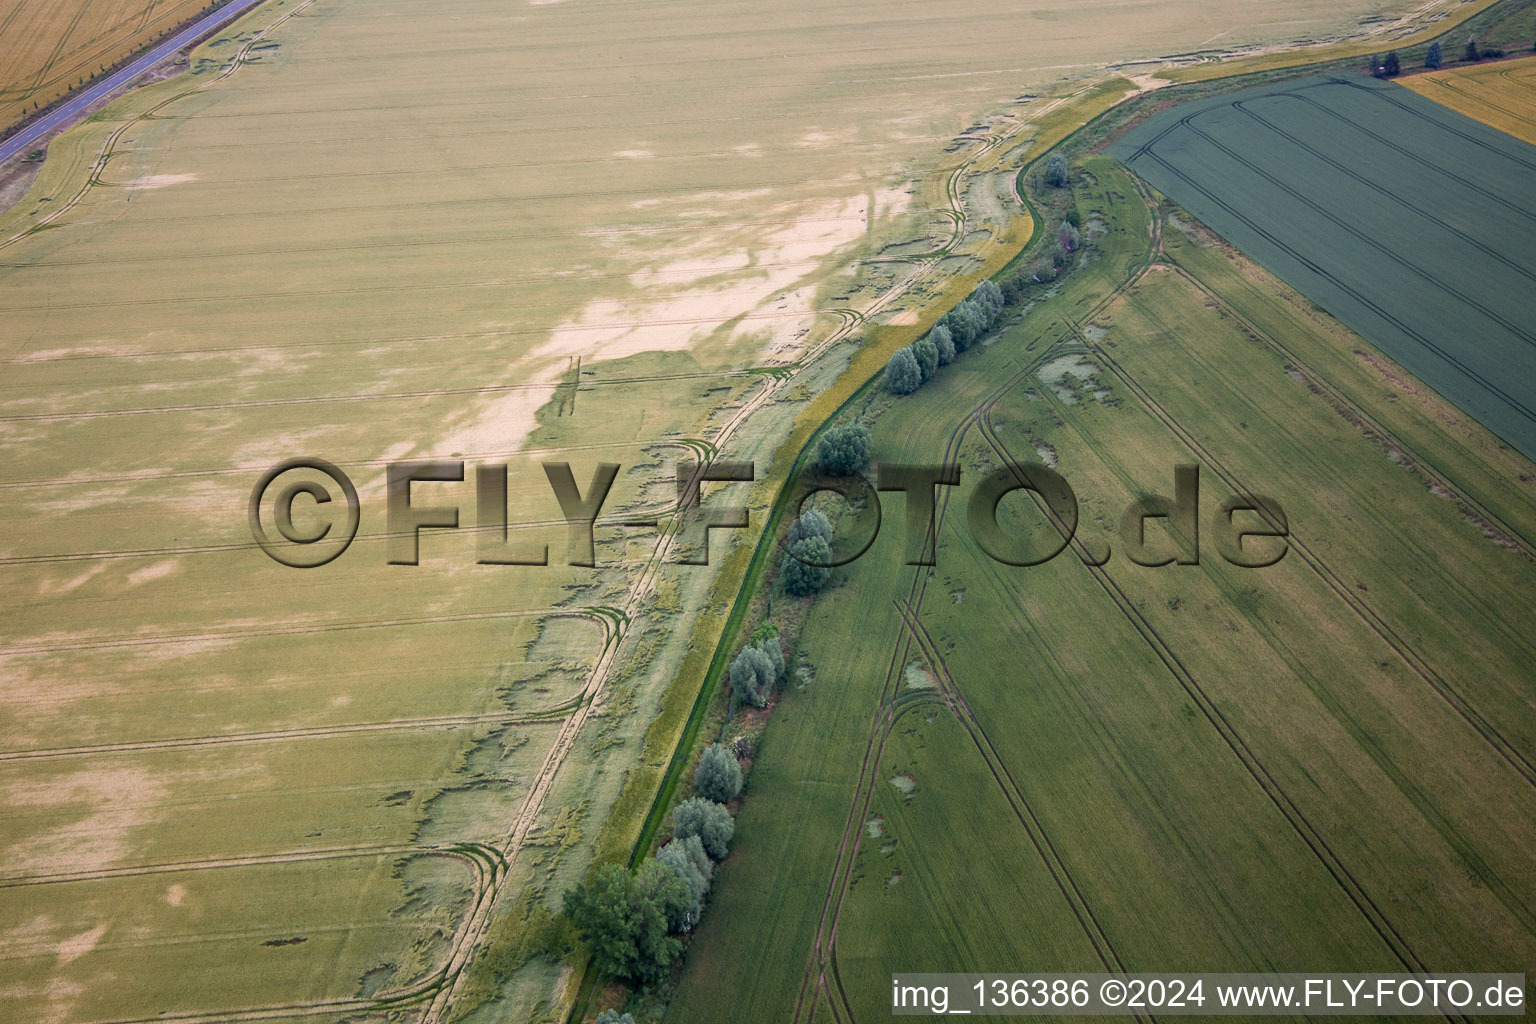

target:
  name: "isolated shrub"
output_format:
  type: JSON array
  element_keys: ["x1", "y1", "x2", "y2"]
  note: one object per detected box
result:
[
  {"x1": 694, "y1": 743, "x2": 743, "y2": 803},
  {"x1": 1044, "y1": 152, "x2": 1070, "y2": 187},
  {"x1": 730, "y1": 644, "x2": 775, "y2": 707},
  {"x1": 781, "y1": 536, "x2": 833, "y2": 596},
  {"x1": 563, "y1": 863, "x2": 685, "y2": 984},
  {"x1": 885, "y1": 347, "x2": 922, "y2": 394},
  {"x1": 656, "y1": 835, "x2": 712, "y2": 931},
  {"x1": 930, "y1": 324, "x2": 956, "y2": 365},
  {"x1": 786, "y1": 508, "x2": 832, "y2": 547},
  {"x1": 912, "y1": 335, "x2": 939, "y2": 381},
  {"x1": 1425, "y1": 41, "x2": 1443, "y2": 68},
  {"x1": 1383, "y1": 51, "x2": 1401, "y2": 76},
  {"x1": 817, "y1": 422, "x2": 872, "y2": 476},
  {"x1": 673, "y1": 797, "x2": 734, "y2": 860}
]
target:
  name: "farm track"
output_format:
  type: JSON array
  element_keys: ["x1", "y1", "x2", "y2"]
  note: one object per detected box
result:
[
  {"x1": 800, "y1": 164, "x2": 1463, "y2": 1016},
  {"x1": 1078, "y1": 181, "x2": 1536, "y2": 792},
  {"x1": 1155, "y1": 259, "x2": 1536, "y2": 558},
  {"x1": 1227, "y1": 98, "x2": 1536, "y2": 285},
  {"x1": 1276, "y1": 88, "x2": 1536, "y2": 224},
  {"x1": 420, "y1": 66, "x2": 1014, "y2": 1024},
  {"x1": 1425, "y1": 70, "x2": 1536, "y2": 133},
  {"x1": 0, "y1": 436, "x2": 716, "y2": 491},
  {"x1": 1175, "y1": 113, "x2": 1536, "y2": 360},
  {"x1": 962, "y1": 174, "x2": 1505, "y2": 1007}
]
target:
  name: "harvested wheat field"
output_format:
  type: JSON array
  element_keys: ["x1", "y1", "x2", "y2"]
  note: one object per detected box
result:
[{"x1": 1404, "y1": 53, "x2": 1536, "y2": 144}]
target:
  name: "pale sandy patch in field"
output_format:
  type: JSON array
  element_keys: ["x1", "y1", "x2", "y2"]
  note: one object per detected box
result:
[
  {"x1": 121, "y1": 174, "x2": 198, "y2": 190},
  {"x1": 0, "y1": 765, "x2": 166, "y2": 875},
  {"x1": 538, "y1": 195, "x2": 867, "y2": 364},
  {"x1": 427, "y1": 379, "x2": 560, "y2": 461},
  {"x1": 55, "y1": 923, "x2": 109, "y2": 966},
  {"x1": 37, "y1": 564, "x2": 109, "y2": 598},
  {"x1": 165, "y1": 883, "x2": 187, "y2": 906},
  {"x1": 125, "y1": 560, "x2": 178, "y2": 587}
]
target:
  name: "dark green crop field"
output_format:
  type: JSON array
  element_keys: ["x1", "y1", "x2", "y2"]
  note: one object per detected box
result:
[{"x1": 1111, "y1": 74, "x2": 1536, "y2": 462}]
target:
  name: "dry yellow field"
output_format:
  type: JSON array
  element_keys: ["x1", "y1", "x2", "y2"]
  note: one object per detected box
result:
[
  {"x1": 1402, "y1": 53, "x2": 1536, "y2": 144},
  {"x1": 0, "y1": 0, "x2": 1472, "y2": 1021},
  {"x1": 0, "y1": 0, "x2": 211, "y2": 132}
]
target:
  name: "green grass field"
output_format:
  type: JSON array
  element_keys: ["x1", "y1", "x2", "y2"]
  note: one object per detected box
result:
[{"x1": 666, "y1": 153, "x2": 1536, "y2": 1023}]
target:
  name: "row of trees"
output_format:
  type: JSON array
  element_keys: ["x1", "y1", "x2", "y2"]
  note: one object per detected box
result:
[
  {"x1": 1376, "y1": 36, "x2": 1525, "y2": 77},
  {"x1": 563, "y1": 768, "x2": 740, "y2": 985},
  {"x1": 885, "y1": 279, "x2": 1006, "y2": 395},
  {"x1": 730, "y1": 623, "x2": 788, "y2": 706}
]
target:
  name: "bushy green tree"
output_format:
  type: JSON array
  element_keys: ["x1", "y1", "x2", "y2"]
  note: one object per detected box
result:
[
  {"x1": 1367, "y1": 52, "x2": 1382, "y2": 75},
  {"x1": 1425, "y1": 41, "x2": 1442, "y2": 68},
  {"x1": 633, "y1": 858, "x2": 691, "y2": 944},
  {"x1": 755, "y1": 632, "x2": 785, "y2": 686},
  {"x1": 1464, "y1": 37, "x2": 1480, "y2": 61},
  {"x1": 885, "y1": 347, "x2": 922, "y2": 394},
  {"x1": 693, "y1": 743, "x2": 743, "y2": 803},
  {"x1": 1383, "y1": 50, "x2": 1400, "y2": 76},
  {"x1": 781, "y1": 535, "x2": 832, "y2": 595},
  {"x1": 1044, "y1": 152, "x2": 1069, "y2": 187},
  {"x1": 657, "y1": 834, "x2": 712, "y2": 931},
  {"x1": 563, "y1": 862, "x2": 686, "y2": 984},
  {"x1": 673, "y1": 796, "x2": 734, "y2": 860},
  {"x1": 786, "y1": 508, "x2": 832, "y2": 547},
  {"x1": 911, "y1": 335, "x2": 939, "y2": 381},
  {"x1": 930, "y1": 324, "x2": 956, "y2": 365},
  {"x1": 817, "y1": 422, "x2": 871, "y2": 476},
  {"x1": 730, "y1": 644, "x2": 775, "y2": 707}
]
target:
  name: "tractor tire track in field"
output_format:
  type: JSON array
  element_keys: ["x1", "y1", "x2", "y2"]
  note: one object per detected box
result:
[
  {"x1": 0, "y1": 607, "x2": 608, "y2": 658},
  {"x1": 1228, "y1": 98, "x2": 1536, "y2": 286},
  {"x1": 895, "y1": 601, "x2": 1139, "y2": 978},
  {"x1": 1082, "y1": 177, "x2": 1536, "y2": 791},
  {"x1": 1156, "y1": 258, "x2": 1536, "y2": 558},
  {"x1": 425, "y1": 94, "x2": 970, "y2": 1024},
  {"x1": 1028, "y1": 319, "x2": 1536, "y2": 937},
  {"x1": 1175, "y1": 112, "x2": 1536, "y2": 360},
  {"x1": 1425, "y1": 73, "x2": 1536, "y2": 134},
  {"x1": 974, "y1": 408, "x2": 1452, "y2": 994},
  {"x1": 1, "y1": 843, "x2": 503, "y2": 1024},
  {"x1": 0, "y1": 704, "x2": 580, "y2": 763},
  {"x1": 796, "y1": 135, "x2": 1148, "y2": 1017},
  {"x1": 1126, "y1": 143, "x2": 1536, "y2": 435},
  {"x1": 945, "y1": 173, "x2": 1450, "y2": 998},
  {"x1": 1273, "y1": 89, "x2": 1536, "y2": 225},
  {"x1": 2, "y1": 24, "x2": 1000, "y2": 1018},
  {"x1": 0, "y1": 436, "x2": 715, "y2": 490}
]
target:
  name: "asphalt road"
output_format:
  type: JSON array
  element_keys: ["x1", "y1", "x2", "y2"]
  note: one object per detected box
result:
[{"x1": 0, "y1": 0, "x2": 268, "y2": 165}]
